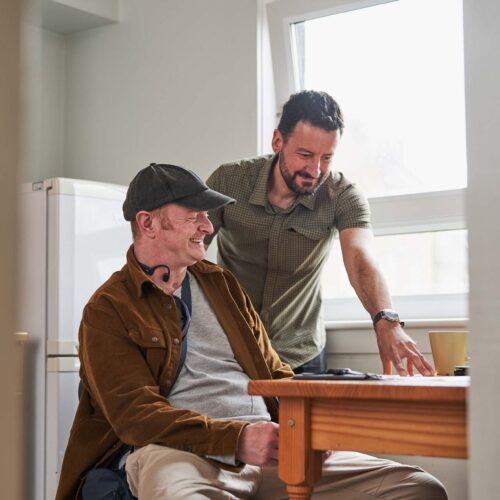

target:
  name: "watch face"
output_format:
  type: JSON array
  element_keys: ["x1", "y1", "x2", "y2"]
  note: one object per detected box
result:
[{"x1": 382, "y1": 310, "x2": 399, "y2": 322}]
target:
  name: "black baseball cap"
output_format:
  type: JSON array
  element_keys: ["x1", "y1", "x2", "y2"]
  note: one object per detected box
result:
[{"x1": 123, "y1": 163, "x2": 235, "y2": 221}]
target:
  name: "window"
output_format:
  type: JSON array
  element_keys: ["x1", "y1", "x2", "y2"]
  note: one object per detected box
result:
[
  {"x1": 324, "y1": 231, "x2": 468, "y2": 299},
  {"x1": 290, "y1": 0, "x2": 466, "y2": 197},
  {"x1": 266, "y1": 0, "x2": 467, "y2": 320},
  {"x1": 323, "y1": 229, "x2": 468, "y2": 321}
]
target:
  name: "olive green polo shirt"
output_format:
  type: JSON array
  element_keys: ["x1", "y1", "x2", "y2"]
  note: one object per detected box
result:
[{"x1": 206, "y1": 155, "x2": 371, "y2": 368}]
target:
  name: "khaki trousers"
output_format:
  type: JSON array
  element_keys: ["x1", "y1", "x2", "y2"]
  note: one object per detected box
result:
[{"x1": 125, "y1": 444, "x2": 447, "y2": 500}]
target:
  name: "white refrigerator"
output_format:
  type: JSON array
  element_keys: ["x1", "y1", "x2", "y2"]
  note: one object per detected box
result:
[{"x1": 18, "y1": 178, "x2": 132, "y2": 500}]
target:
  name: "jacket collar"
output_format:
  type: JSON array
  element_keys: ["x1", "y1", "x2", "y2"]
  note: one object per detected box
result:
[
  {"x1": 126, "y1": 245, "x2": 224, "y2": 298},
  {"x1": 248, "y1": 154, "x2": 319, "y2": 211}
]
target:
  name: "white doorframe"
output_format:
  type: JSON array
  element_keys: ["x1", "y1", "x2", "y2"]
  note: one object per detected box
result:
[{"x1": 0, "y1": 0, "x2": 23, "y2": 497}]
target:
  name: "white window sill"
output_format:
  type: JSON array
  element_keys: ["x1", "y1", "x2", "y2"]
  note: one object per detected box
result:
[
  {"x1": 325, "y1": 318, "x2": 468, "y2": 355},
  {"x1": 325, "y1": 317, "x2": 468, "y2": 330}
]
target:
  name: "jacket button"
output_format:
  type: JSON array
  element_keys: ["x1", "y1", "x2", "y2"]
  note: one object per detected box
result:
[
  {"x1": 152, "y1": 336, "x2": 159, "y2": 343},
  {"x1": 173, "y1": 338, "x2": 180, "y2": 346},
  {"x1": 165, "y1": 303, "x2": 173, "y2": 311},
  {"x1": 165, "y1": 379, "x2": 172, "y2": 387}
]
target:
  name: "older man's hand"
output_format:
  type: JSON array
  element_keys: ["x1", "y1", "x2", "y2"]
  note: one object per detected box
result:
[
  {"x1": 375, "y1": 322, "x2": 434, "y2": 376},
  {"x1": 236, "y1": 421, "x2": 279, "y2": 466}
]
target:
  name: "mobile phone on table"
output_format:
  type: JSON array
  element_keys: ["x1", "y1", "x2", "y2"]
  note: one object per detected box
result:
[{"x1": 293, "y1": 368, "x2": 383, "y2": 380}]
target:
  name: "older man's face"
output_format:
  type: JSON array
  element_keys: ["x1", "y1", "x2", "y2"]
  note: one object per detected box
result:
[{"x1": 154, "y1": 204, "x2": 213, "y2": 267}]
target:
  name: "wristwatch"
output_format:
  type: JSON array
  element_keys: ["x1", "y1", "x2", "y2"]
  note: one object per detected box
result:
[{"x1": 372, "y1": 309, "x2": 405, "y2": 328}]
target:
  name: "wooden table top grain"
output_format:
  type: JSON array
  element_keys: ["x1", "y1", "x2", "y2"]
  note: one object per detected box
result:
[{"x1": 249, "y1": 375, "x2": 468, "y2": 401}]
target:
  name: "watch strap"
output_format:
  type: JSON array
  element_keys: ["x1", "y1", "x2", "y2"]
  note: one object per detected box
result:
[{"x1": 372, "y1": 310, "x2": 405, "y2": 328}]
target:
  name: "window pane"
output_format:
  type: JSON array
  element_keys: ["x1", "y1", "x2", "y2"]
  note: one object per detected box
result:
[
  {"x1": 292, "y1": 0, "x2": 466, "y2": 197},
  {"x1": 322, "y1": 230, "x2": 469, "y2": 298}
]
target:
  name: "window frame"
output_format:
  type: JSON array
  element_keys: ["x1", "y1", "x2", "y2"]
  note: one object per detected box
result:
[
  {"x1": 368, "y1": 189, "x2": 466, "y2": 237},
  {"x1": 265, "y1": 0, "x2": 468, "y2": 322},
  {"x1": 323, "y1": 189, "x2": 467, "y2": 322},
  {"x1": 266, "y1": 0, "x2": 399, "y2": 111}
]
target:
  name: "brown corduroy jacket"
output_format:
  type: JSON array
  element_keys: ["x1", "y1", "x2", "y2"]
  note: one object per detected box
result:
[{"x1": 56, "y1": 246, "x2": 293, "y2": 500}]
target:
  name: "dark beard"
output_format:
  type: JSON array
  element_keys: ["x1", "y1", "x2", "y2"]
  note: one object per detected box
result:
[{"x1": 278, "y1": 153, "x2": 324, "y2": 195}]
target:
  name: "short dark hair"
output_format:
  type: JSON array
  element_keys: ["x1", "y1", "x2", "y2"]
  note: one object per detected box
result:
[{"x1": 277, "y1": 90, "x2": 344, "y2": 141}]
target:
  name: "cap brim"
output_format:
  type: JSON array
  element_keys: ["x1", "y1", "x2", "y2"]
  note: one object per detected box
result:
[{"x1": 175, "y1": 188, "x2": 235, "y2": 211}]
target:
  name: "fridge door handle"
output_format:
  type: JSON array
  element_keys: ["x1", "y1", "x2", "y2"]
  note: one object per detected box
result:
[
  {"x1": 47, "y1": 357, "x2": 80, "y2": 373},
  {"x1": 47, "y1": 340, "x2": 79, "y2": 356}
]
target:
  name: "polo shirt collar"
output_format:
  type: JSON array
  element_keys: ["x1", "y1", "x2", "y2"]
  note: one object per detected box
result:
[
  {"x1": 248, "y1": 154, "x2": 318, "y2": 211},
  {"x1": 248, "y1": 155, "x2": 274, "y2": 207}
]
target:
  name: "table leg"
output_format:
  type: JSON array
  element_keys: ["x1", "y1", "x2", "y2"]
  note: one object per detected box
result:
[
  {"x1": 279, "y1": 398, "x2": 322, "y2": 500},
  {"x1": 287, "y1": 484, "x2": 314, "y2": 499}
]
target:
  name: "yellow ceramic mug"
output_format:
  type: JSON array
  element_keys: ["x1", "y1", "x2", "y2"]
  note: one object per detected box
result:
[{"x1": 428, "y1": 331, "x2": 468, "y2": 376}]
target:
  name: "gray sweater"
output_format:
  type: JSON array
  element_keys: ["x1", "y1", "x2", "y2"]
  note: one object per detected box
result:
[{"x1": 168, "y1": 272, "x2": 271, "y2": 423}]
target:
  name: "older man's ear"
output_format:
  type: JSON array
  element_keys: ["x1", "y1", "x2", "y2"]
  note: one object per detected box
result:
[{"x1": 135, "y1": 211, "x2": 156, "y2": 239}]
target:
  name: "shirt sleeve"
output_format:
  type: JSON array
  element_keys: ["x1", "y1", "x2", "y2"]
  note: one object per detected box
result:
[
  {"x1": 205, "y1": 453, "x2": 241, "y2": 466},
  {"x1": 335, "y1": 183, "x2": 372, "y2": 233}
]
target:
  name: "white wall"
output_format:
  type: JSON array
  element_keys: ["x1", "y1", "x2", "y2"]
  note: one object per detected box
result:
[
  {"x1": 464, "y1": 1, "x2": 500, "y2": 498},
  {"x1": 21, "y1": 24, "x2": 66, "y2": 183},
  {"x1": 63, "y1": 0, "x2": 259, "y2": 185}
]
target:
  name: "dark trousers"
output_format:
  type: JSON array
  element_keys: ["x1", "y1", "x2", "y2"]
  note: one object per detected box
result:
[{"x1": 293, "y1": 346, "x2": 327, "y2": 374}]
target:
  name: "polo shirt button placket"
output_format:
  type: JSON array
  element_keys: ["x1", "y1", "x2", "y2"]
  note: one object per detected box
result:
[{"x1": 262, "y1": 214, "x2": 286, "y2": 310}]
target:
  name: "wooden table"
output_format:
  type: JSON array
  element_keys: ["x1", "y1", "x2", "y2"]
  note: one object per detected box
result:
[{"x1": 248, "y1": 376, "x2": 468, "y2": 500}]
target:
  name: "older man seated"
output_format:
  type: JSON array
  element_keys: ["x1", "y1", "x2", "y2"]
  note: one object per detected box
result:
[{"x1": 56, "y1": 163, "x2": 447, "y2": 500}]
